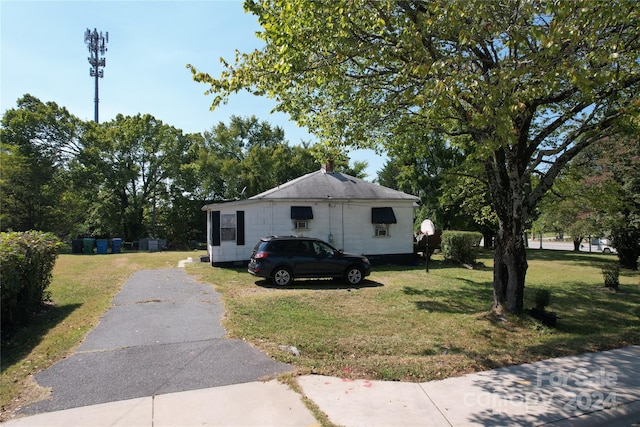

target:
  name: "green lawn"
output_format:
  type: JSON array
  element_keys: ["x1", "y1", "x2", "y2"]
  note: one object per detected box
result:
[
  {"x1": 189, "y1": 249, "x2": 639, "y2": 381},
  {"x1": 1, "y1": 249, "x2": 638, "y2": 420}
]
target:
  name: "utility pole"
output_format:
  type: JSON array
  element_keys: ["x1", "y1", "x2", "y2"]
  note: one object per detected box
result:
[{"x1": 84, "y1": 28, "x2": 108, "y2": 123}]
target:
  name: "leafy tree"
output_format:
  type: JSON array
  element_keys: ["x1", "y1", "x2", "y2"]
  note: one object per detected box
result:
[
  {"x1": 191, "y1": 0, "x2": 640, "y2": 313},
  {"x1": 438, "y1": 160, "x2": 499, "y2": 247},
  {"x1": 379, "y1": 131, "x2": 465, "y2": 229},
  {"x1": 532, "y1": 156, "x2": 618, "y2": 251},
  {"x1": 189, "y1": 115, "x2": 366, "y2": 203},
  {"x1": 79, "y1": 114, "x2": 193, "y2": 241},
  {"x1": 1, "y1": 95, "x2": 86, "y2": 238},
  {"x1": 190, "y1": 116, "x2": 291, "y2": 201},
  {"x1": 533, "y1": 126, "x2": 639, "y2": 269},
  {"x1": 593, "y1": 132, "x2": 640, "y2": 270}
]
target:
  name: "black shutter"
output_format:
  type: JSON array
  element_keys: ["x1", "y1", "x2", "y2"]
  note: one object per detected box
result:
[
  {"x1": 211, "y1": 211, "x2": 221, "y2": 246},
  {"x1": 371, "y1": 207, "x2": 397, "y2": 224},
  {"x1": 236, "y1": 211, "x2": 245, "y2": 245},
  {"x1": 291, "y1": 206, "x2": 314, "y2": 220}
]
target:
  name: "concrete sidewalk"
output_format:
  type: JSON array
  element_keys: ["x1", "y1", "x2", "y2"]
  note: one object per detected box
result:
[
  {"x1": 0, "y1": 380, "x2": 317, "y2": 427},
  {"x1": 3, "y1": 346, "x2": 639, "y2": 427}
]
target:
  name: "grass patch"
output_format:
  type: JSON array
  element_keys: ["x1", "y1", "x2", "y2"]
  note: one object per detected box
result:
[
  {"x1": 2, "y1": 249, "x2": 638, "y2": 421},
  {"x1": 189, "y1": 249, "x2": 639, "y2": 382},
  {"x1": 0, "y1": 251, "x2": 195, "y2": 420}
]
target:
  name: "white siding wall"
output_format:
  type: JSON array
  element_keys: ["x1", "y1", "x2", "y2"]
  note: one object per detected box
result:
[{"x1": 207, "y1": 199, "x2": 416, "y2": 263}]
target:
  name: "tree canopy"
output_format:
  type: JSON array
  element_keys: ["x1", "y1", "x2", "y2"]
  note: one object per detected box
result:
[
  {"x1": 1, "y1": 97, "x2": 368, "y2": 246},
  {"x1": 0, "y1": 95, "x2": 85, "y2": 235},
  {"x1": 191, "y1": 0, "x2": 640, "y2": 313}
]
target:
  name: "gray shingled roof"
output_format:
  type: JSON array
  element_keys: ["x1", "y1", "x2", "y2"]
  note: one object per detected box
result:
[{"x1": 249, "y1": 170, "x2": 419, "y2": 201}]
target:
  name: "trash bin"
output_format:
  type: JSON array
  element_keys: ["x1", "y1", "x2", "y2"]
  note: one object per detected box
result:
[
  {"x1": 82, "y1": 238, "x2": 95, "y2": 255},
  {"x1": 111, "y1": 238, "x2": 122, "y2": 254},
  {"x1": 71, "y1": 239, "x2": 83, "y2": 254},
  {"x1": 139, "y1": 238, "x2": 149, "y2": 251},
  {"x1": 96, "y1": 239, "x2": 108, "y2": 254},
  {"x1": 148, "y1": 239, "x2": 159, "y2": 252}
]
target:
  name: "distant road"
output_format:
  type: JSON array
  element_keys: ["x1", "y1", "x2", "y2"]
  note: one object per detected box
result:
[{"x1": 527, "y1": 239, "x2": 613, "y2": 253}]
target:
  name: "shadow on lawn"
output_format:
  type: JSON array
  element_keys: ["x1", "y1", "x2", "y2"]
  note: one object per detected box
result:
[
  {"x1": 254, "y1": 278, "x2": 384, "y2": 290},
  {"x1": 403, "y1": 281, "x2": 494, "y2": 314},
  {"x1": 1, "y1": 303, "x2": 81, "y2": 373},
  {"x1": 539, "y1": 284, "x2": 640, "y2": 336}
]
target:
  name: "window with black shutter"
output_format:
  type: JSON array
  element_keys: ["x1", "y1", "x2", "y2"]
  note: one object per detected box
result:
[
  {"x1": 291, "y1": 206, "x2": 313, "y2": 230},
  {"x1": 371, "y1": 207, "x2": 396, "y2": 237}
]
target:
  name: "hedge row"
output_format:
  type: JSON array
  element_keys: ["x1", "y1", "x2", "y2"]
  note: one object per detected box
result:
[
  {"x1": 441, "y1": 230, "x2": 483, "y2": 265},
  {"x1": 1, "y1": 231, "x2": 63, "y2": 333}
]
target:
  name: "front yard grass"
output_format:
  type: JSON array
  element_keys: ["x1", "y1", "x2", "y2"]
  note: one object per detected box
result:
[
  {"x1": 189, "y1": 249, "x2": 639, "y2": 381},
  {"x1": 1, "y1": 249, "x2": 638, "y2": 420}
]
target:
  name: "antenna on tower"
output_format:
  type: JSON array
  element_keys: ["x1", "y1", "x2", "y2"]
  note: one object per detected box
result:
[{"x1": 84, "y1": 28, "x2": 109, "y2": 123}]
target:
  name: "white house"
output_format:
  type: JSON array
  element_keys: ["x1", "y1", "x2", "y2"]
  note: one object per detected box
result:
[{"x1": 202, "y1": 163, "x2": 420, "y2": 266}]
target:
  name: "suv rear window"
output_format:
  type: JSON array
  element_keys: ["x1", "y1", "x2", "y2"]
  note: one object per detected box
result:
[{"x1": 254, "y1": 240, "x2": 270, "y2": 252}]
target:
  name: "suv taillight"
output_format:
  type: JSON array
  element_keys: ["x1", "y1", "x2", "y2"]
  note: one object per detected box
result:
[{"x1": 254, "y1": 251, "x2": 268, "y2": 259}]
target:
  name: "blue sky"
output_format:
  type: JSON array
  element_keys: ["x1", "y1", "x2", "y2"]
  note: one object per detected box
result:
[{"x1": 1, "y1": 0, "x2": 386, "y2": 179}]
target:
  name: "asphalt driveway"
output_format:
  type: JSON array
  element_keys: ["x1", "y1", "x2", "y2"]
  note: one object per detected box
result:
[{"x1": 21, "y1": 269, "x2": 293, "y2": 415}]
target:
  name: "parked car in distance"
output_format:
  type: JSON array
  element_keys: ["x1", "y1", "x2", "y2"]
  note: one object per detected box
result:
[
  {"x1": 248, "y1": 236, "x2": 371, "y2": 286},
  {"x1": 590, "y1": 237, "x2": 616, "y2": 253},
  {"x1": 599, "y1": 238, "x2": 616, "y2": 254}
]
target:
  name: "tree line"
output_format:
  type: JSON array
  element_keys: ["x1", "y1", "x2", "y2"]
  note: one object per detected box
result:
[{"x1": 0, "y1": 94, "x2": 366, "y2": 248}]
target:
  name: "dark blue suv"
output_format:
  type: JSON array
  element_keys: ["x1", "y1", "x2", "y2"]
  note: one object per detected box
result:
[{"x1": 248, "y1": 236, "x2": 371, "y2": 286}]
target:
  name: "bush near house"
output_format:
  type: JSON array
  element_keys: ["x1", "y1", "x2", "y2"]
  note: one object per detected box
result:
[
  {"x1": 441, "y1": 231, "x2": 483, "y2": 265},
  {"x1": 0, "y1": 231, "x2": 63, "y2": 333}
]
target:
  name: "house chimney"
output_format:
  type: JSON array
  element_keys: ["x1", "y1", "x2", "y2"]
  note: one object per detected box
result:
[{"x1": 321, "y1": 159, "x2": 334, "y2": 173}]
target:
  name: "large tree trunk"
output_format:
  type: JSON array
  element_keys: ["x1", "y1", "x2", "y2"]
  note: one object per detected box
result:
[
  {"x1": 493, "y1": 228, "x2": 528, "y2": 313},
  {"x1": 486, "y1": 150, "x2": 530, "y2": 314},
  {"x1": 572, "y1": 236, "x2": 582, "y2": 252}
]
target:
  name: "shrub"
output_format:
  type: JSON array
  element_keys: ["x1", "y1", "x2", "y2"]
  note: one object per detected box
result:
[
  {"x1": 441, "y1": 231, "x2": 483, "y2": 265},
  {"x1": 610, "y1": 226, "x2": 640, "y2": 270},
  {"x1": 1, "y1": 231, "x2": 63, "y2": 333},
  {"x1": 534, "y1": 289, "x2": 551, "y2": 310},
  {"x1": 602, "y1": 263, "x2": 620, "y2": 290}
]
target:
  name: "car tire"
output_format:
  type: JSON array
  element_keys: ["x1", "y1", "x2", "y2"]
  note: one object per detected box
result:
[
  {"x1": 344, "y1": 266, "x2": 364, "y2": 285},
  {"x1": 603, "y1": 248, "x2": 611, "y2": 254},
  {"x1": 272, "y1": 267, "x2": 293, "y2": 286}
]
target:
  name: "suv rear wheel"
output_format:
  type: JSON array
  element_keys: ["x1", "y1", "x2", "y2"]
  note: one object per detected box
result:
[
  {"x1": 272, "y1": 267, "x2": 293, "y2": 286},
  {"x1": 344, "y1": 266, "x2": 364, "y2": 285}
]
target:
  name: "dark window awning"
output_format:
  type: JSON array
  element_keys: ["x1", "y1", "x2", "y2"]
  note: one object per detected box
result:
[
  {"x1": 371, "y1": 207, "x2": 397, "y2": 224},
  {"x1": 291, "y1": 206, "x2": 314, "y2": 220}
]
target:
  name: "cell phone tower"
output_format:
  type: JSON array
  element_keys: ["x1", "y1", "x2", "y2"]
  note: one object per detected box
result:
[{"x1": 84, "y1": 28, "x2": 108, "y2": 123}]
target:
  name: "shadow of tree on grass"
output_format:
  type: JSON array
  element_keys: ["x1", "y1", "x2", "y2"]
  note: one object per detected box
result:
[
  {"x1": 403, "y1": 281, "x2": 494, "y2": 314},
  {"x1": 1, "y1": 303, "x2": 81, "y2": 373}
]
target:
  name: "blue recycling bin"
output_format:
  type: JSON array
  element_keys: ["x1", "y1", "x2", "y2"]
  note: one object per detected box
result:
[
  {"x1": 111, "y1": 238, "x2": 122, "y2": 254},
  {"x1": 96, "y1": 239, "x2": 108, "y2": 254}
]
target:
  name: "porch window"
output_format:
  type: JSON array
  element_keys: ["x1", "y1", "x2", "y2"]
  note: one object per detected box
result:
[
  {"x1": 211, "y1": 210, "x2": 244, "y2": 246},
  {"x1": 220, "y1": 213, "x2": 236, "y2": 241}
]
